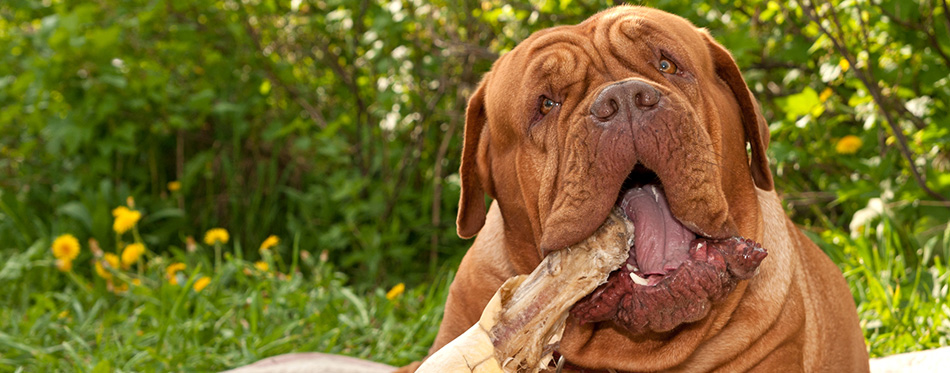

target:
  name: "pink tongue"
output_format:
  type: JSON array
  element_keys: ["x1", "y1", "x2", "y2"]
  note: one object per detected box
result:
[{"x1": 620, "y1": 185, "x2": 696, "y2": 275}]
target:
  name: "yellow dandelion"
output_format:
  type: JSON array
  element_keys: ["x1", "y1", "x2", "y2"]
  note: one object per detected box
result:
[
  {"x1": 203, "y1": 228, "x2": 229, "y2": 245},
  {"x1": 113, "y1": 208, "x2": 142, "y2": 234},
  {"x1": 839, "y1": 58, "x2": 850, "y2": 72},
  {"x1": 94, "y1": 262, "x2": 108, "y2": 279},
  {"x1": 51, "y1": 234, "x2": 81, "y2": 261},
  {"x1": 193, "y1": 277, "x2": 211, "y2": 292},
  {"x1": 126, "y1": 196, "x2": 135, "y2": 208},
  {"x1": 58, "y1": 310, "x2": 70, "y2": 319},
  {"x1": 95, "y1": 253, "x2": 120, "y2": 280},
  {"x1": 386, "y1": 283, "x2": 405, "y2": 300},
  {"x1": 55, "y1": 258, "x2": 73, "y2": 272},
  {"x1": 112, "y1": 206, "x2": 130, "y2": 217},
  {"x1": 835, "y1": 135, "x2": 863, "y2": 154},
  {"x1": 254, "y1": 261, "x2": 269, "y2": 272},
  {"x1": 167, "y1": 181, "x2": 181, "y2": 192},
  {"x1": 259, "y1": 235, "x2": 279, "y2": 252},
  {"x1": 113, "y1": 282, "x2": 129, "y2": 294},
  {"x1": 121, "y1": 243, "x2": 146, "y2": 269},
  {"x1": 132, "y1": 278, "x2": 142, "y2": 286},
  {"x1": 166, "y1": 262, "x2": 186, "y2": 285},
  {"x1": 819, "y1": 87, "x2": 833, "y2": 103}
]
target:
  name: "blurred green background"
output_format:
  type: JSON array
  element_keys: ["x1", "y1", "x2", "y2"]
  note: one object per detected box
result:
[{"x1": 1, "y1": 0, "x2": 948, "y2": 370}]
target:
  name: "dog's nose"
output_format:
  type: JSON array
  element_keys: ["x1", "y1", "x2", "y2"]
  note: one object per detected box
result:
[{"x1": 590, "y1": 80, "x2": 661, "y2": 122}]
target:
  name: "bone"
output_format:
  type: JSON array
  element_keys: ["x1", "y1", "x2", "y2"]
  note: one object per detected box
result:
[
  {"x1": 415, "y1": 210, "x2": 632, "y2": 373},
  {"x1": 489, "y1": 209, "x2": 632, "y2": 372}
]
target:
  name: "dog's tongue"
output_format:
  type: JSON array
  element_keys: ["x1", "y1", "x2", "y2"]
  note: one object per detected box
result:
[{"x1": 620, "y1": 185, "x2": 696, "y2": 275}]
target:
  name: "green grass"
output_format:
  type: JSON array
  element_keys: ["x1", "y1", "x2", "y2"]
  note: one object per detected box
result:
[
  {"x1": 1, "y1": 201, "x2": 947, "y2": 370},
  {"x1": 0, "y1": 234, "x2": 452, "y2": 371},
  {"x1": 815, "y1": 216, "x2": 950, "y2": 357}
]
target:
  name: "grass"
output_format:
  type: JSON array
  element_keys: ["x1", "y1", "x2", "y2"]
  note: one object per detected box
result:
[
  {"x1": 0, "y1": 230, "x2": 453, "y2": 371},
  {"x1": 815, "y1": 215, "x2": 950, "y2": 357},
  {"x1": 0, "y1": 197, "x2": 947, "y2": 370}
]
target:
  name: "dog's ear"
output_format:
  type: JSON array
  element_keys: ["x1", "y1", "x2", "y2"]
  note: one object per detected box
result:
[
  {"x1": 457, "y1": 76, "x2": 494, "y2": 238},
  {"x1": 702, "y1": 32, "x2": 774, "y2": 191}
]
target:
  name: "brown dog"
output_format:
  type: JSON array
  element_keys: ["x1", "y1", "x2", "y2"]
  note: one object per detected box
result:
[{"x1": 412, "y1": 6, "x2": 869, "y2": 372}]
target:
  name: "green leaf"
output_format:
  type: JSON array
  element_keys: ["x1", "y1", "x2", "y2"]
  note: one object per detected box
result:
[
  {"x1": 91, "y1": 358, "x2": 112, "y2": 373},
  {"x1": 780, "y1": 87, "x2": 822, "y2": 119},
  {"x1": 56, "y1": 202, "x2": 93, "y2": 232},
  {"x1": 0, "y1": 240, "x2": 44, "y2": 282},
  {"x1": 259, "y1": 79, "x2": 271, "y2": 95}
]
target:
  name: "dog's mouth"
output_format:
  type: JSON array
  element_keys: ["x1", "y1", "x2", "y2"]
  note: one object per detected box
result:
[{"x1": 570, "y1": 165, "x2": 768, "y2": 334}]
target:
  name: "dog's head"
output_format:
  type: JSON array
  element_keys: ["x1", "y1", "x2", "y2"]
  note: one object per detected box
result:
[
  {"x1": 458, "y1": 5, "x2": 770, "y2": 254},
  {"x1": 456, "y1": 5, "x2": 773, "y2": 360}
]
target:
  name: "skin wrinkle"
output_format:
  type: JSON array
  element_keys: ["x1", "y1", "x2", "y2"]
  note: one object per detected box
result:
[
  {"x1": 515, "y1": 152, "x2": 544, "y2": 253},
  {"x1": 540, "y1": 55, "x2": 598, "y2": 240},
  {"x1": 530, "y1": 33, "x2": 600, "y2": 71},
  {"x1": 610, "y1": 18, "x2": 691, "y2": 84},
  {"x1": 661, "y1": 114, "x2": 682, "y2": 166}
]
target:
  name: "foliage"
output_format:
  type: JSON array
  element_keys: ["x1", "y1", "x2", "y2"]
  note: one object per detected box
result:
[{"x1": 1, "y1": 0, "x2": 948, "y2": 369}]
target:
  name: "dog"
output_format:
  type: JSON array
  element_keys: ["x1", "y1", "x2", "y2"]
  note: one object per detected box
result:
[{"x1": 407, "y1": 6, "x2": 869, "y2": 372}]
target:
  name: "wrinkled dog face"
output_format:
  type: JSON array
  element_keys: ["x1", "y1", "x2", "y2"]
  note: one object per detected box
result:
[{"x1": 457, "y1": 6, "x2": 773, "y2": 334}]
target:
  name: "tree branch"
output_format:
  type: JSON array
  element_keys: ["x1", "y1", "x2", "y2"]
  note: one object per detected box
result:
[
  {"x1": 798, "y1": 0, "x2": 947, "y2": 202},
  {"x1": 943, "y1": 0, "x2": 950, "y2": 33},
  {"x1": 874, "y1": 0, "x2": 950, "y2": 71},
  {"x1": 239, "y1": 8, "x2": 327, "y2": 128}
]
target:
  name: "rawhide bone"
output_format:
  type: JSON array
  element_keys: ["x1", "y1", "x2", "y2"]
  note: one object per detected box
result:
[{"x1": 416, "y1": 209, "x2": 632, "y2": 373}]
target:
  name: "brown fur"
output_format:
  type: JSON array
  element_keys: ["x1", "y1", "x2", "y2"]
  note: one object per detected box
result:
[{"x1": 408, "y1": 6, "x2": 868, "y2": 372}]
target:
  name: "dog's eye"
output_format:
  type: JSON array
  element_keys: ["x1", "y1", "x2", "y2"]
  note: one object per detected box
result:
[
  {"x1": 540, "y1": 97, "x2": 558, "y2": 115},
  {"x1": 659, "y1": 58, "x2": 678, "y2": 74}
]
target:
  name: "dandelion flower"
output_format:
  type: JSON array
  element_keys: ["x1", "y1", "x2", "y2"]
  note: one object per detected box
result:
[
  {"x1": 51, "y1": 234, "x2": 81, "y2": 261},
  {"x1": 386, "y1": 283, "x2": 405, "y2": 300},
  {"x1": 55, "y1": 258, "x2": 73, "y2": 272},
  {"x1": 204, "y1": 228, "x2": 229, "y2": 245},
  {"x1": 254, "y1": 261, "x2": 269, "y2": 272},
  {"x1": 259, "y1": 235, "x2": 279, "y2": 252},
  {"x1": 167, "y1": 181, "x2": 181, "y2": 192},
  {"x1": 166, "y1": 262, "x2": 186, "y2": 285},
  {"x1": 126, "y1": 196, "x2": 135, "y2": 208},
  {"x1": 113, "y1": 208, "x2": 142, "y2": 234},
  {"x1": 113, "y1": 282, "x2": 129, "y2": 294},
  {"x1": 112, "y1": 206, "x2": 130, "y2": 217},
  {"x1": 835, "y1": 135, "x2": 863, "y2": 154},
  {"x1": 95, "y1": 253, "x2": 120, "y2": 280},
  {"x1": 193, "y1": 277, "x2": 211, "y2": 292},
  {"x1": 819, "y1": 88, "x2": 833, "y2": 103},
  {"x1": 121, "y1": 243, "x2": 146, "y2": 269},
  {"x1": 94, "y1": 262, "x2": 107, "y2": 278}
]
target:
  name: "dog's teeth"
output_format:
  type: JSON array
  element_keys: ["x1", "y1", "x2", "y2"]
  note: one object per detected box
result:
[
  {"x1": 626, "y1": 263, "x2": 635, "y2": 271},
  {"x1": 629, "y1": 272, "x2": 649, "y2": 286}
]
